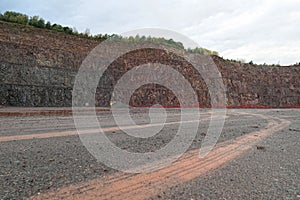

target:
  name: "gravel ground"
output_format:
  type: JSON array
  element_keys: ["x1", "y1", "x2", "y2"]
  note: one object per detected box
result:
[
  {"x1": 0, "y1": 109, "x2": 298, "y2": 200},
  {"x1": 152, "y1": 109, "x2": 300, "y2": 200}
]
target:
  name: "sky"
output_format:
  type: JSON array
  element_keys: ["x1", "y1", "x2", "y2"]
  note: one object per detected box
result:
[{"x1": 1, "y1": 0, "x2": 299, "y2": 65}]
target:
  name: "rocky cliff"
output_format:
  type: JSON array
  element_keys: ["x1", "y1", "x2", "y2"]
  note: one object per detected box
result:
[{"x1": 0, "y1": 21, "x2": 299, "y2": 108}]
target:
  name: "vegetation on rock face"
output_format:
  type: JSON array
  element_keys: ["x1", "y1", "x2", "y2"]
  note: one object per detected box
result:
[
  {"x1": 187, "y1": 47, "x2": 219, "y2": 56},
  {"x1": 0, "y1": 11, "x2": 29, "y2": 25},
  {"x1": 108, "y1": 34, "x2": 187, "y2": 51},
  {"x1": 0, "y1": 11, "x2": 113, "y2": 40},
  {"x1": 0, "y1": 10, "x2": 219, "y2": 55}
]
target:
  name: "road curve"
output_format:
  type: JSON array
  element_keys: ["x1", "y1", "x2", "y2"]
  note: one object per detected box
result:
[{"x1": 28, "y1": 111, "x2": 291, "y2": 200}]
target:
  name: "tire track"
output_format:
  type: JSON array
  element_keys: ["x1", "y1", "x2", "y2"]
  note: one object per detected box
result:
[
  {"x1": 28, "y1": 111, "x2": 291, "y2": 200},
  {"x1": 0, "y1": 116, "x2": 211, "y2": 142}
]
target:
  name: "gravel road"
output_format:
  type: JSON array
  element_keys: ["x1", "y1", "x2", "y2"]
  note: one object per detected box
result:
[{"x1": 0, "y1": 109, "x2": 299, "y2": 200}]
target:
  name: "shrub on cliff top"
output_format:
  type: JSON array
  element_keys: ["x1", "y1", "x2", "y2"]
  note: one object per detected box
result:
[
  {"x1": 0, "y1": 10, "x2": 219, "y2": 56},
  {"x1": 28, "y1": 16, "x2": 45, "y2": 28},
  {"x1": 0, "y1": 11, "x2": 29, "y2": 25}
]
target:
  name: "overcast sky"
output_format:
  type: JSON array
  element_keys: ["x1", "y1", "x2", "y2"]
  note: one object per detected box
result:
[{"x1": 1, "y1": 0, "x2": 299, "y2": 65}]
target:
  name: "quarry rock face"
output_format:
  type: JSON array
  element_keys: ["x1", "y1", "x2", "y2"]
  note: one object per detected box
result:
[{"x1": 0, "y1": 21, "x2": 299, "y2": 108}]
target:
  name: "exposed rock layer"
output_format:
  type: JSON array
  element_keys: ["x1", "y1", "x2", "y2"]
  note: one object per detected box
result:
[{"x1": 0, "y1": 21, "x2": 299, "y2": 107}]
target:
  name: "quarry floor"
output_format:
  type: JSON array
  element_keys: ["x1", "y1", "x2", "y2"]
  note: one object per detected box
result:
[{"x1": 0, "y1": 108, "x2": 299, "y2": 200}]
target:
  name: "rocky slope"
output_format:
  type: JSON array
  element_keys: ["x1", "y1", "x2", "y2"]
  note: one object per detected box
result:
[{"x1": 0, "y1": 21, "x2": 299, "y2": 108}]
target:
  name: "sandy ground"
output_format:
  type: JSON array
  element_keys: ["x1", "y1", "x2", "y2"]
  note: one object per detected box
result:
[{"x1": 0, "y1": 108, "x2": 299, "y2": 199}]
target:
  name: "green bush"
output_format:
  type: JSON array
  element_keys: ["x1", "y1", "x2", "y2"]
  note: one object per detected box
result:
[
  {"x1": 0, "y1": 10, "x2": 219, "y2": 55},
  {"x1": 1, "y1": 11, "x2": 28, "y2": 25}
]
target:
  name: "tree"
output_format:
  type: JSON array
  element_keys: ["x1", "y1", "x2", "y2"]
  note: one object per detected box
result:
[
  {"x1": 63, "y1": 26, "x2": 73, "y2": 34},
  {"x1": 16, "y1": 14, "x2": 28, "y2": 25},
  {"x1": 29, "y1": 16, "x2": 39, "y2": 26},
  {"x1": 140, "y1": 35, "x2": 146, "y2": 42},
  {"x1": 2, "y1": 11, "x2": 28, "y2": 25},
  {"x1": 51, "y1": 23, "x2": 63, "y2": 32},
  {"x1": 37, "y1": 18, "x2": 45, "y2": 28},
  {"x1": 212, "y1": 51, "x2": 219, "y2": 56},
  {"x1": 45, "y1": 21, "x2": 51, "y2": 29},
  {"x1": 84, "y1": 28, "x2": 90, "y2": 36}
]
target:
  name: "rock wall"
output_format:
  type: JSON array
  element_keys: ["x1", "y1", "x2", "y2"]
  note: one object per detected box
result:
[
  {"x1": 0, "y1": 21, "x2": 299, "y2": 108},
  {"x1": 0, "y1": 21, "x2": 98, "y2": 106},
  {"x1": 214, "y1": 57, "x2": 300, "y2": 107}
]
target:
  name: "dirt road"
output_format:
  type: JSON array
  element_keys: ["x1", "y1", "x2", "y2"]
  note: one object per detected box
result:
[{"x1": 0, "y1": 109, "x2": 299, "y2": 199}]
